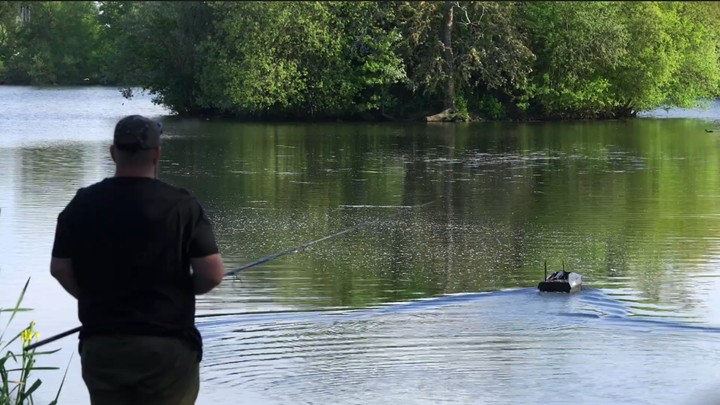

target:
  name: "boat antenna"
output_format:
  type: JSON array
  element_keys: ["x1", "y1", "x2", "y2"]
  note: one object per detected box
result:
[
  {"x1": 544, "y1": 260, "x2": 547, "y2": 280},
  {"x1": 562, "y1": 260, "x2": 565, "y2": 272}
]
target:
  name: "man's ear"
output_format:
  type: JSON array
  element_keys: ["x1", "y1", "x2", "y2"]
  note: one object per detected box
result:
[{"x1": 110, "y1": 145, "x2": 117, "y2": 163}]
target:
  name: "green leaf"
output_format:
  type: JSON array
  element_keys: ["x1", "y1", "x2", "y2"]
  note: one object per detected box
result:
[
  {"x1": 0, "y1": 278, "x2": 30, "y2": 343},
  {"x1": 31, "y1": 349, "x2": 61, "y2": 356},
  {"x1": 49, "y1": 353, "x2": 73, "y2": 405},
  {"x1": 18, "y1": 378, "x2": 42, "y2": 402},
  {"x1": 0, "y1": 308, "x2": 32, "y2": 313},
  {"x1": 1, "y1": 331, "x2": 24, "y2": 352}
]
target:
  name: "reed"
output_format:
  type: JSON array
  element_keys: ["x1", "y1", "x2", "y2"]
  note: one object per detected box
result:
[{"x1": 0, "y1": 277, "x2": 68, "y2": 405}]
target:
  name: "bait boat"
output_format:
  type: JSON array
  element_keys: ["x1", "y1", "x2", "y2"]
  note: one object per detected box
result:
[{"x1": 538, "y1": 262, "x2": 582, "y2": 293}]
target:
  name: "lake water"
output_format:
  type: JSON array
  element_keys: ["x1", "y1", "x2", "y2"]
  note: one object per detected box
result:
[{"x1": 2, "y1": 86, "x2": 720, "y2": 404}]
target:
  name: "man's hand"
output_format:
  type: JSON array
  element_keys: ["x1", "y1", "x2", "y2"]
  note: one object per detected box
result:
[{"x1": 191, "y1": 253, "x2": 224, "y2": 295}]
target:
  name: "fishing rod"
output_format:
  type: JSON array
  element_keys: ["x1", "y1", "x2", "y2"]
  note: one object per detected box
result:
[{"x1": 24, "y1": 198, "x2": 436, "y2": 351}]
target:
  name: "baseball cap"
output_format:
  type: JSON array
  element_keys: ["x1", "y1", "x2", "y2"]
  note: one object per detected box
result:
[{"x1": 113, "y1": 115, "x2": 163, "y2": 151}]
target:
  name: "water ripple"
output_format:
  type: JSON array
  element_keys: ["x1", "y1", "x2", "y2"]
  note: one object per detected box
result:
[{"x1": 197, "y1": 288, "x2": 720, "y2": 404}]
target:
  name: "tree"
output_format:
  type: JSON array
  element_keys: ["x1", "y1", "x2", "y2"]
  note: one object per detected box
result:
[
  {"x1": 197, "y1": 2, "x2": 406, "y2": 119},
  {"x1": 110, "y1": 1, "x2": 215, "y2": 114},
  {"x1": 519, "y1": 1, "x2": 720, "y2": 119},
  {"x1": 0, "y1": 2, "x2": 20, "y2": 80},
  {"x1": 518, "y1": 2, "x2": 630, "y2": 118},
  {"x1": 396, "y1": 1, "x2": 534, "y2": 120},
  {"x1": 442, "y1": 1, "x2": 455, "y2": 111},
  {"x1": 96, "y1": 1, "x2": 141, "y2": 85},
  {"x1": 2, "y1": 1, "x2": 717, "y2": 121},
  {"x1": 0, "y1": 1, "x2": 102, "y2": 85}
]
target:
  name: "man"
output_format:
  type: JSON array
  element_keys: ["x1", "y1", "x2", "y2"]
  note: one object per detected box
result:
[{"x1": 50, "y1": 115, "x2": 224, "y2": 405}]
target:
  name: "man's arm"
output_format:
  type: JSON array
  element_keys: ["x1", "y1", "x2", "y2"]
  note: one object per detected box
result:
[
  {"x1": 50, "y1": 257, "x2": 80, "y2": 299},
  {"x1": 51, "y1": 204, "x2": 80, "y2": 299},
  {"x1": 191, "y1": 253, "x2": 224, "y2": 295},
  {"x1": 188, "y1": 198, "x2": 223, "y2": 295}
]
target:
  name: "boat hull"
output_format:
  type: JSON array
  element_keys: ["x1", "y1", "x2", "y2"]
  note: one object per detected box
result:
[
  {"x1": 537, "y1": 281, "x2": 581, "y2": 293},
  {"x1": 538, "y1": 272, "x2": 582, "y2": 293}
]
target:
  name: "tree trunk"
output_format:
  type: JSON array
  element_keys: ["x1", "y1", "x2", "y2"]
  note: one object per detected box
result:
[{"x1": 442, "y1": 1, "x2": 455, "y2": 111}]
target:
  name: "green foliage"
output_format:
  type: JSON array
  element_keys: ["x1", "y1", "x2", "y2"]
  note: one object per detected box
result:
[
  {"x1": 0, "y1": 2, "x2": 102, "y2": 85},
  {"x1": 342, "y1": 3, "x2": 407, "y2": 113},
  {"x1": 519, "y1": 1, "x2": 630, "y2": 118},
  {"x1": 0, "y1": 277, "x2": 63, "y2": 405},
  {"x1": 454, "y1": 95, "x2": 470, "y2": 121},
  {"x1": 519, "y1": 1, "x2": 720, "y2": 119},
  {"x1": 477, "y1": 94, "x2": 506, "y2": 120},
  {"x1": 656, "y1": 2, "x2": 720, "y2": 107},
  {"x1": 107, "y1": 1, "x2": 215, "y2": 114},
  {"x1": 1, "y1": 1, "x2": 719, "y2": 120},
  {"x1": 95, "y1": 1, "x2": 142, "y2": 85},
  {"x1": 198, "y1": 2, "x2": 345, "y2": 117},
  {"x1": 197, "y1": 2, "x2": 406, "y2": 119},
  {"x1": 394, "y1": 1, "x2": 534, "y2": 114}
]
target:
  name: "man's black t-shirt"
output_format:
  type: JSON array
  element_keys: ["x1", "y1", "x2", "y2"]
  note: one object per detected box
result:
[{"x1": 51, "y1": 177, "x2": 219, "y2": 358}]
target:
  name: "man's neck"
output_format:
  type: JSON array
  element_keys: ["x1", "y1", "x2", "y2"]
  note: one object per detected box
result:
[{"x1": 114, "y1": 167, "x2": 156, "y2": 179}]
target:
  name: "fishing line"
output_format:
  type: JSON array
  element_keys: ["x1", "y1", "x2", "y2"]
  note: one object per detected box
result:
[
  {"x1": 224, "y1": 198, "x2": 436, "y2": 277},
  {"x1": 24, "y1": 198, "x2": 437, "y2": 351}
]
